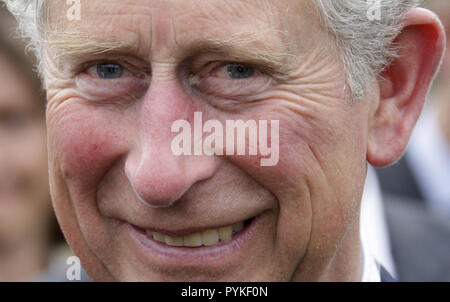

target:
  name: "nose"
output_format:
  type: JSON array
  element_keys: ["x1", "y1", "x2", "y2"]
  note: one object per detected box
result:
[{"x1": 125, "y1": 80, "x2": 218, "y2": 208}]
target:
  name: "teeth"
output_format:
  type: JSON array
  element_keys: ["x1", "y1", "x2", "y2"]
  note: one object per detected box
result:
[
  {"x1": 202, "y1": 229, "x2": 219, "y2": 246},
  {"x1": 152, "y1": 232, "x2": 165, "y2": 243},
  {"x1": 218, "y1": 226, "x2": 232, "y2": 242},
  {"x1": 232, "y1": 221, "x2": 244, "y2": 234},
  {"x1": 165, "y1": 236, "x2": 184, "y2": 247},
  {"x1": 183, "y1": 232, "x2": 202, "y2": 247},
  {"x1": 147, "y1": 220, "x2": 248, "y2": 248}
]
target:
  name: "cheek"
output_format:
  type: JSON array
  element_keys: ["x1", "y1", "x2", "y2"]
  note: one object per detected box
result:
[
  {"x1": 280, "y1": 104, "x2": 368, "y2": 250},
  {"x1": 47, "y1": 102, "x2": 129, "y2": 195},
  {"x1": 227, "y1": 101, "x2": 368, "y2": 248},
  {"x1": 225, "y1": 104, "x2": 341, "y2": 194}
]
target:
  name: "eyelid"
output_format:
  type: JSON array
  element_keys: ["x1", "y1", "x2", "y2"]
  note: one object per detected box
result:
[
  {"x1": 194, "y1": 61, "x2": 263, "y2": 79},
  {"x1": 85, "y1": 61, "x2": 129, "y2": 78},
  {"x1": 76, "y1": 57, "x2": 151, "y2": 77}
]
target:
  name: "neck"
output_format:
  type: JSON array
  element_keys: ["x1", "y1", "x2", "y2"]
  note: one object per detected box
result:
[
  {"x1": 0, "y1": 237, "x2": 48, "y2": 282},
  {"x1": 292, "y1": 213, "x2": 363, "y2": 282},
  {"x1": 320, "y1": 215, "x2": 363, "y2": 282}
]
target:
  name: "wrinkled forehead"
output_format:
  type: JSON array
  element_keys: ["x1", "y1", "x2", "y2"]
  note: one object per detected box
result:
[{"x1": 43, "y1": 0, "x2": 323, "y2": 59}]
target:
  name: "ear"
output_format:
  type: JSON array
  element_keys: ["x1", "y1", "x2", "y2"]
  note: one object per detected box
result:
[{"x1": 367, "y1": 8, "x2": 446, "y2": 167}]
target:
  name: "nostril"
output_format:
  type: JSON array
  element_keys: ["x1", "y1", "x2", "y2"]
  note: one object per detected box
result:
[
  {"x1": 124, "y1": 145, "x2": 219, "y2": 208},
  {"x1": 129, "y1": 181, "x2": 179, "y2": 209},
  {"x1": 124, "y1": 152, "x2": 189, "y2": 208},
  {"x1": 128, "y1": 169, "x2": 189, "y2": 208}
]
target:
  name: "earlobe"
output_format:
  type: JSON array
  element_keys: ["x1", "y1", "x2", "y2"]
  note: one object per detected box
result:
[{"x1": 367, "y1": 8, "x2": 446, "y2": 167}]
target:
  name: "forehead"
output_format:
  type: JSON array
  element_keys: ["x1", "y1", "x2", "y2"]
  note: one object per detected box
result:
[{"x1": 45, "y1": 0, "x2": 321, "y2": 57}]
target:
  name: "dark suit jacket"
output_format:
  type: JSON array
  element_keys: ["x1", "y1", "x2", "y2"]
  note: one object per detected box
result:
[
  {"x1": 376, "y1": 156, "x2": 424, "y2": 202},
  {"x1": 383, "y1": 194, "x2": 450, "y2": 281}
]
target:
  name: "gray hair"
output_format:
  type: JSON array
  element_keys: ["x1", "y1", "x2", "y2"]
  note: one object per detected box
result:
[
  {"x1": 314, "y1": 0, "x2": 421, "y2": 100},
  {"x1": 2, "y1": 0, "x2": 46, "y2": 62},
  {"x1": 2, "y1": 0, "x2": 421, "y2": 100}
]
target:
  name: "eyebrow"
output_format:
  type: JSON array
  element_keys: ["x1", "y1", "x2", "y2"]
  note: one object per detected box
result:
[
  {"x1": 190, "y1": 29, "x2": 294, "y2": 71},
  {"x1": 45, "y1": 31, "x2": 133, "y2": 58},
  {"x1": 45, "y1": 27, "x2": 293, "y2": 71}
]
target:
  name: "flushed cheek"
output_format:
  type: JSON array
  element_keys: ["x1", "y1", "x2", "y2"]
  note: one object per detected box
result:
[{"x1": 47, "y1": 101, "x2": 130, "y2": 197}]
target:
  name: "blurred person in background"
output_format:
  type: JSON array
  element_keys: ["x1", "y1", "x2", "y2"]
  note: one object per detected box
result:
[
  {"x1": 375, "y1": 0, "x2": 450, "y2": 281},
  {"x1": 0, "y1": 4, "x2": 82, "y2": 282}
]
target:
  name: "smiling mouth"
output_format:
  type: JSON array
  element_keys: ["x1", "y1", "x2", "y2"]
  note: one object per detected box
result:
[{"x1": 145, "y1": 218, "x2": 254, "y2": 248}]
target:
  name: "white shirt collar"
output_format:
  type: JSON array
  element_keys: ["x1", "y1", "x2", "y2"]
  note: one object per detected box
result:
[
  {"x1": 360, "y1": 165, "x2": 396, "y2": 281},
  {"x1": 360, "y1": 241, "x2": 381, "y2": 282}
]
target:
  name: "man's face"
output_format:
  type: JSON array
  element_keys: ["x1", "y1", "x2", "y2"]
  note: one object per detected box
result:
[{"x1": 45, "y1": 0, "x2": 373, "y2": 281}]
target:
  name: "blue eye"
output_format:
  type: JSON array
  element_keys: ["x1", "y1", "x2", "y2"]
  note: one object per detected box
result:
[
  {"x1": 226, "y1": 63, "x2": 255, "y2": 79},
  {"x1": 96, "y1": 63, "x2": 124, "y2": 79}
]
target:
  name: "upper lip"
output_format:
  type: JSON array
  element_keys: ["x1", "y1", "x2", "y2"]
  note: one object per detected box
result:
[{"x1": 126, "y1": 216, "x2": 255, "y2": 237}]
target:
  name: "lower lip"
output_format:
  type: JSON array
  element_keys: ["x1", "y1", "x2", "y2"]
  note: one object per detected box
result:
[{"x1": 123, "y1": 215, "x2": 261, "y2": 266}]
